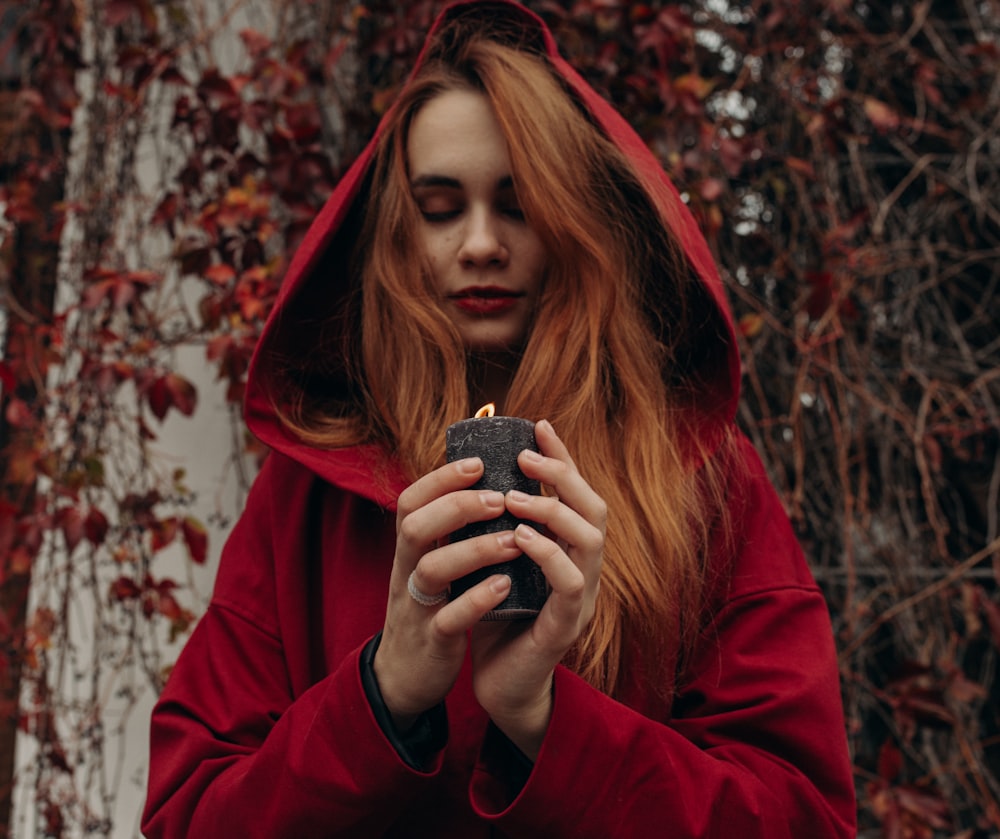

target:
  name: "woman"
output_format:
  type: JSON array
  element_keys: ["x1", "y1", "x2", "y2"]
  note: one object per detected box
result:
[{"x1": 142, "y1": 2, "x2": 856, "y2": 836}]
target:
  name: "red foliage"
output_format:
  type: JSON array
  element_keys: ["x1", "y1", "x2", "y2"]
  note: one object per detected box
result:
[{"x1": 1, "y1": 0, "x2": 998, "y2": 834}]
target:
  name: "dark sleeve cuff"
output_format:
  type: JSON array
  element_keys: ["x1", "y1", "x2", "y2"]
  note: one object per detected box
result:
[
  {"x1": 482, "y1": 720, "x2": 535, "y2": 797},
  {"x1": 359, "y1": 632, "x2": 447, "y2": 771}
]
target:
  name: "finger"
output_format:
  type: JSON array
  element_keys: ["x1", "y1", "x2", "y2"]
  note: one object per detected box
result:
[
  {"x1": 512, "y1": 524, "x2": 590, "y2": 625},
  {"x1": 396, "y1": 457, "x2": 484, "y2": 524},
  {"x1": 514, "y1": 524, "x2": 584, "y2": 592},
  {"x1": 396, "y1": 488, "x2": 506, "y2": 565},
  {"x1": 434, "y1": 574, "x2": 512, "y2": 634},
  {"x1": 412, "y1": 530, "x2": 521, "y2": 594},
  {"x1": 517, "y1": 423, "x2": 607, "y2": 531},
  {"x1": 505, "y1": 489, "x2": 604, "y2": 567},
  {"x1": 532, "y1": 418, "x2": 577, "y2": 468}
]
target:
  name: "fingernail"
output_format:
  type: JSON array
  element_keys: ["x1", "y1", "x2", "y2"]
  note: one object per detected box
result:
[
  {"x1": 458, "y1": 457, "x2": 482, "y2": 474},
  {"x1": 516, "y1": 523, "x2": 537, "y2": 540},
  {"x1": 490, "y1": 574, "x2": 512, "y2": 594},
  {"x1": 521, "y1": 449, "x2": 543, "y2": 463},
  {"x1": 507, "y1": 489, "x2": 529, "y2": 503},
  {"x1": 538, "y1": 419, "x2": 554, "y2": 435},
  {"x1": 480, "y1": 490, "x2": 504, "y2": 508},
  {"x1": 497, "y1": 531, "x2": 516, "y2": 549}
]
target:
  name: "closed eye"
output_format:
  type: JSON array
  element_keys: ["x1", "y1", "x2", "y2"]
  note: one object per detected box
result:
[
  {"x1": 414, "y1": 194, "x2": 464, "y2": 223},
  {"x1": 411, "y1": 176, "x2": 464, "y2": 223},
  {"x1": 420, "y1": 207, "x2": 462, "y2": 223},
  {"x1": 496, "y1": 181, "x2": 525, "y2": 221}
]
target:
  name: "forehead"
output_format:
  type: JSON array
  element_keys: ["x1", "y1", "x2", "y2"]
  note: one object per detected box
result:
[{"x1": 406, "y1": 88, "x2": 512, "y2": 179}]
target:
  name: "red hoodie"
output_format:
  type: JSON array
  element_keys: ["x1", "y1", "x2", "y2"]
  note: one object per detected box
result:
[{"x1": 142, "y1": 2, "x2": 856, "y2": 836}]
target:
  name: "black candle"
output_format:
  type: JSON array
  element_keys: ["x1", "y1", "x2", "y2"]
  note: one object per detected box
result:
[{"x1": 445, "y1": 406, "x2": 549, "y2": 620}]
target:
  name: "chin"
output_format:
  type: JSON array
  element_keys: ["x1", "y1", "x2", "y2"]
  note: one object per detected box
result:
[
  {"x1": 460, "y1": 329, "x2": 529, "y2": 354},
  {"x1": 456, "y1": 318, "x2": 535, "y2": 355}
]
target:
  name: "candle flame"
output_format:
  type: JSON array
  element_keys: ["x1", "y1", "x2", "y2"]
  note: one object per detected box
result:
[{"x1": 474, "y1": 403, "x2": 496, "y2": 418}]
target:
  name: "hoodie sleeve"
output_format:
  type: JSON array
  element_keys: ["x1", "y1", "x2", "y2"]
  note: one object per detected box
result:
[
  {"x1": 140, "y1": 457, "x2": 442, "y2": 839},
  {"x1": 469, "y1": 434, "x2": 857, "y2": 838}
]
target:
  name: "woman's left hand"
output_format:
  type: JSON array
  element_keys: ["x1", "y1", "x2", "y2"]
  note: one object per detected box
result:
[{"x1": 470, "y1": 419, "x2": 606, "y2": 759}]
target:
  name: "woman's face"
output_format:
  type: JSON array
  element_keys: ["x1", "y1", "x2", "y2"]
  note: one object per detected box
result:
[{"x1": 406, "y1": 87, "x2": 547, "y2": 354}]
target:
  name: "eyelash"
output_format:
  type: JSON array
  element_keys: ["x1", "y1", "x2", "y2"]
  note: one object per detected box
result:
[
  {"x1": 420, "y1": 210, "x2": 460, "y2": 223},
  {"x1": 418, "y1": 206, "x2": 525, "y2": 223}
]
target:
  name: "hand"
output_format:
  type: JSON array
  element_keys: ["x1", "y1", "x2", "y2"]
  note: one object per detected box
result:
[
  {"x1": 373, "y1": 456, "x2": 523, "y2": 730},
  {"x1": 470, "y1": 419, "x2": 606, "y2": 758}
]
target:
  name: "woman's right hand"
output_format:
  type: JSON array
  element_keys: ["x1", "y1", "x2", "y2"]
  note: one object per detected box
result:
[{"x1": 372, "y1": 456, "x2": 521, "y2": 730}]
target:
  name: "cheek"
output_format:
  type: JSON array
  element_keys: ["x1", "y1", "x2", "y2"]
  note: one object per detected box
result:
[{"x1": 420, "y1": 232, "x2": 453, "y2": 286}]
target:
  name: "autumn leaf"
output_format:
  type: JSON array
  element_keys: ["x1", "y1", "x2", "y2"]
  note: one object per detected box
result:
[
  {"x1": 7, "y1": 446, "x2": 40, "y2": 486},
  {"x1": 147, "y1": 373, "x2": 198, "y2": 421},
  {"x1": 147, "y1": 378, "x2": 171, "y2": 421},
  {"x1": 9, "y1": 545, "x2": 33, "y2": 576},
  {"x1": 239, "y1": 28, "x2": 273, "y2": 58},
  {"x1": 56, "y1": 506, "x2": 85, "y2": 553},
  {"x1": 156, "y1": 590, "x2": 184, "y2": 621},
  {"x1": 784, "y1": 156, "x2": 815, "y2": 178},
  {"x1": 945, "y1": 670, "x2": 986, "y2": 704},
  {"x1": 877, "y1": 739, "x2": 902, "y2": 782},
  {"x1": 182, "y1": 516, "x2": 208, "y2": 564},
  {"x1": 27, "y1": 608, "x2": 57, "y2": 650},
  {"x1": 698, "y1": 178, "x2": 724, "y2": 202},
  {"x1": 738, "y1": 313, "x2": 765, "y2": 338},
  {"x1": 204, "y1": 263, "x2": 236, "y2": 286},
  {"x1": 122, "y1": 490, "x2": 160, "y2": 528},
  {"x1": 151, "y1": 193, "x2": 178, "y2": 230},
  {"x1": 196, "y1": 68, "x2": 240, "y2": 104},
  {"x1": 103, "y1": 0, "x2": 139, "y2": 28},
  {"x1": 863, "y1": 97, "x2": 901, "y2": 133},
  {"x1": 81, "y1": 269, "x2": 159, "y2": 311},
  {"x1": 4, "y1": 398, "x2": 36, "y2": 429},
  {"x1": 110, "y1": 577, "x2": 141, "y2": 601},
  {"x1": 674, "y1": 73, "x2": 713, "y2": 100},
  {"x1": 151, "y1": 517, "x2": 179, "y2": 552},
  {"x1": 166, "y1": 373, "x2": 197, "y2": 416},
  {"x1": 894, "y1": 784, "x2": 953, "y2": 831},
  {"x1": 83, "y1": 507, "x2": 110, "y2": 546}
]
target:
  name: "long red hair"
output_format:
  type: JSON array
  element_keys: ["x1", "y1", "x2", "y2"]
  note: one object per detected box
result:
[{"x1": 279, "y1": 25, "x2": 733, "y2": 697}]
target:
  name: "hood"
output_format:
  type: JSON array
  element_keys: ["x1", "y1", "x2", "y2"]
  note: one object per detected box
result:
[{"x1": 244, "y1": 0, "x2": 740, "y2": 508}]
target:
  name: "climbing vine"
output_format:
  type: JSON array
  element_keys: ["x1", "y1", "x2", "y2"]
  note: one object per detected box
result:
[{"x1": 1, "y1": 0, "x2": 997, "y2": 835}]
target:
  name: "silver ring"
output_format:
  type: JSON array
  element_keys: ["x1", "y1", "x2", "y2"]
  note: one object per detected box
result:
[{"x1": 407, "y1": 571, "x2": 448, "y2": 607}]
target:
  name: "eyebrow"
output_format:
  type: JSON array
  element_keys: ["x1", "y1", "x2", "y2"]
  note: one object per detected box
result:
[{"x1": 410, "y1": 174, "x2": 516, "y2": 191}]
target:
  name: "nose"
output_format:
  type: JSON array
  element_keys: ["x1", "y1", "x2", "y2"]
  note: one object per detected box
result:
[{"x1": 457, "y1": 207, "x2": 508, "y2": 268}]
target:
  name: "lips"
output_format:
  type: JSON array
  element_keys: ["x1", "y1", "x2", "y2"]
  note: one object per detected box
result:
[{"x1": 448, "y1": 286, "x2": 524, "y2": 315}]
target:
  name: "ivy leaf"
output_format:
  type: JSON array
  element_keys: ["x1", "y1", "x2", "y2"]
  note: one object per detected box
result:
[
  {"x1": 182, "y1": 516, "x2": 208, "y2": 565},
  {"x1": 877, "y1": 740, "x2": 902, "y2": 782},
  {"x1": 110, "y1": 577, "x2": 141, "y2": 601},
  {"x1": 0, "y1": 361, "x2": 16, "y2": 392},
  {"x1": 166, "y1": 373, "x2": 198, "y2": 416},
  {"x1": 204, "y1": 263, "x2": 236, "y2": 286},
  {"x1": 148, "y1": 373, "x2": 198, "y2": 421},
  {"x1": 151, "y1": 517, "x2": 179, "y2": 552},
  {"x1": 240, "y1": 28, "x2": 273, "y2": 59},
  {"x1": 104, "y1": 0, "x2": 138, "y2": 28},
  {"x1": 84, "y1": 508, "x2": 110, "y2": 546},
  {"x1": 56, "y1": 506, "x2": 85, "y2": 553}
]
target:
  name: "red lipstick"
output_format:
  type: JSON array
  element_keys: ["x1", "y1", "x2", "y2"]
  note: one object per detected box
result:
[{"x1": 449, "y1": 286, "x2": 523, "y2": 315}]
